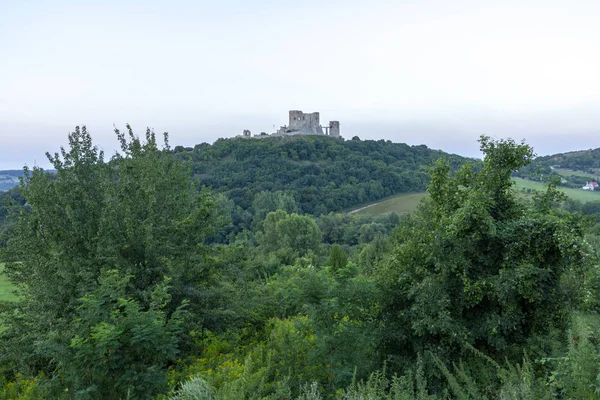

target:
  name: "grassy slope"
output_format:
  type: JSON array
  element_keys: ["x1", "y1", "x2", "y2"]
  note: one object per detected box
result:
[
  {"x1": 354, "y1": 192, "x2": 428, "y2": 216},
  {"x1": 513, "y1": 177, "x2": 600, "y2": 202},
  {"x1": 353, "y1": 177, "x2": 600, "y2": 218},
  {"x1": 0, "y1": 263, "x2": 16, "y2": 302}
]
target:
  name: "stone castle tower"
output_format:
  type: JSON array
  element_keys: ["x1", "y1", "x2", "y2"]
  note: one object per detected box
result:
[
  {"x1": 328, "y1": 121, "x2": 340, "y2": 138},
  {"x1": 287, "y1": 110, "x2": 324, "y2": 135}
]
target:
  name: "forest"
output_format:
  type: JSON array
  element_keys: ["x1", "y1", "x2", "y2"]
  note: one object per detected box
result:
[
  {"x1": 173, "y1": 135, "x2": 466, "y2": 214},
  {"x1": 1, "y1": 126, "x2": 600, "y2": 399}
]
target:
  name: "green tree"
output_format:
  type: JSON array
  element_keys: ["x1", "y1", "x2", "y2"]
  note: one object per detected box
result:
[
  {"x1": 252, "y1": 190, "x2": 298, "y2": 226},
  {"x1": 277, "y1": 213, "x2": 322, "y2": 257},
  {"x1": 327, "y1": 244, "x2": 348, "y2": 271},
  {"x1": 377, "y1": 136, "x2": 588, "y2": 373},
  {"x1": 0, "y1": 126, "x2": 218, "y2": 395},
  {"x1": 257, "y1": 209, "x2": 289, "y2": 253},
  {"x1": 258, "y1": 211, "x2": 321, "y2": 259}
]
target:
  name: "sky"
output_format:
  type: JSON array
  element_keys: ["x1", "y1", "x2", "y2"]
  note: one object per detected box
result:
[{"x1": 1, "y1": 0, "x2": 600, "y2": 169}]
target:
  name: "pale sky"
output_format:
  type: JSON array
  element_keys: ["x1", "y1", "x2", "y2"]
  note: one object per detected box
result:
[{"x1": 1, "y1": 0, "x2": 600, "y2": 169}]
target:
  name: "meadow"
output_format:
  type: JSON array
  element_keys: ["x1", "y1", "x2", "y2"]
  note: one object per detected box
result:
[
  {"x1": 352, "y1": 177, "x2": 600, "y2": 218},
  {"x1": 513, "y1": 177, "x2": 600, "y2": 202},
  {"x1": 353, "y1": 192, "x2": 428, "y2": 216}
]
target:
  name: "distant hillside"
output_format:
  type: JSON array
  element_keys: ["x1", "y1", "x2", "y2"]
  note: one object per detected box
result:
[
  {"x1": 0, "y1": 169, "x2": 57, "y2": 192},
  {"x1": 0, "y1": 170, "x2": 24, "y2": 192},
  {"x1": 516, "y1": 147, "x2": 600, "y2": 189},
  {"x1": 174, "y1": 135, "x2": 468, "y2": 215},
  {"x1": 522, "y1": 148, "x2": 600, "y2": 174}
]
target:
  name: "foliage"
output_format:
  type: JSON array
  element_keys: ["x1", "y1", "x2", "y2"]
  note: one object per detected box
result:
[
  {"x1": 180, "y1": 135, "x2": 466, "y2": 215},
  {"x1": 170, "y1": 376, "x2": 215, "y2": 400},
  {"x1": 339, "y1": 362, "x2": 435, "y2": 400},
  {"x1": 60, "y1": 270, "x2": 187, "y2": 399},
  {"x1": 543, "y1": 312, "x2": 600, "y2": 398},
  {"x1": 3, "y1": 129, "x2": 600, "y2": 399},
  {"x1": 173, "y1": 316, "x2": 321, "y2": 399},
  {"x1": 0, "y1": 373, "x2": 47, "y2": 400},
  {"x1": 327, "y1": 244, "x2": 348, "y2": 270},
  {"x1": 377, "y1": 136, "x2": 589, "y2": 379},
  {"x1": 317, "y1": 212, "x2": 400, "y2": 246},
  {"x1": 258, "y1": 211, "x2": 322, "y2": 258},
  {"x1": 252, "y1": 190, "x2": 299, "y2": 227},
  {"x1": 0, "y1": 126, "x2": 217, "y2": 397}
]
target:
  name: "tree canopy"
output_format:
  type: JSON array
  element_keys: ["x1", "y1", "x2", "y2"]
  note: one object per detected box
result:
[
  {"x1": 1, "y1": 131, "x2": 599, "y2": 399},
  {"x1": 0, "y1": 126, "x2": 219, "y2": 398},
  {"x1": 377, "y1": 137, "x2": 588, "y2": 373},
  {"x1": 177, "y1": 135, "x2": 467, "y2": 214}
]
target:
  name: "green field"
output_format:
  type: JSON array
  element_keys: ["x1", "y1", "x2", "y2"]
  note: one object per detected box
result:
[
  {"x1": 0, "y1": 263, "x2": 17, "y2": 302},
  {"x1": 513, "y1": 178, "x2": 600, "y2": 202},
  {"x1": 351, "y1": 177, "x2": 600, "y2": 218},
  {"x1": 352, "y1": 192, "x2": 428, "y2": 216}
]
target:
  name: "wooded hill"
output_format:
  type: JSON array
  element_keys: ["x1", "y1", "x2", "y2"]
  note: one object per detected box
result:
[
  {"x1": 518, "y1": 147, "x2": 600, "y2": 177},
  {"x1": 536, "y1": 147, "x2": 600, "y2": 171},
  {"x1": 173, "y1": 135, "x2": 467, "y2": 214}
]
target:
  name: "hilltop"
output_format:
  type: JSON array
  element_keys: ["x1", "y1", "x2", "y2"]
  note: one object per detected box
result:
[{"x1": 174, "y1": 135, "x2": 467, "y2": 214}]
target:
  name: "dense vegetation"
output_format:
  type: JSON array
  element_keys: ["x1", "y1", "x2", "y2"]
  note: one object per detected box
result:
[
  {"x1": 1, "y1": 127, "x2": 600, "y2": 399},
  {"x1": 175, "y1": 135, "x2": 466, "y2": 215}
]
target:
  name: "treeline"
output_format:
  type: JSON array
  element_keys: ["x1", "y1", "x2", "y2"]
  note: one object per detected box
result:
[
  {"x1": 174, "y1": 135, "x2": 467, "y2": 214},
  {"x1": 536, "y1": 147, "x2": 600, "y2": 171},
  {"x1": 516, "y1": 147, "x2": 600, "y2": 180},
  {"x1": 1, "y1": 128, "x2": 600, "y2": 399}
]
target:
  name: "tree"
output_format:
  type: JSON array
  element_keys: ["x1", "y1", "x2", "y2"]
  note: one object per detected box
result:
[
  {"x1": 61, "y1": 270, "x2": 186, "y2": 399},
  {"x1": 327, "y1": 244, "x2": 348, "y2": 270},
  {"x1": 258, "y1": 211, "x2": 322, "y2": 258},
  {"x1": 377, "y1": 136, "x2": 589, "y2": 373},
  {"x1": 0, "y1": 125, "x2": 218, "y2": 395},
  {"x1": 252, "y1": 190, "x2": 298, "y2": 227}
]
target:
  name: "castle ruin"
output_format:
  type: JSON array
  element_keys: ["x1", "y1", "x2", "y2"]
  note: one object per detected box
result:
[{"x1": 238, "y1": 110, "x2": 340, "y2": 139}]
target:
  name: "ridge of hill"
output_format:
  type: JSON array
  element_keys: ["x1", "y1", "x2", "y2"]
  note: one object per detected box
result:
[
  {"x1": 0, "y1": 170, "x2": 57, "y2": 192},
  {"x1": 174, "y1": 135, "x2": 468, "y2": 215},
  {"x1": 0, "y1": 170, "x2": 25, "y2": 192},
  {"x1": 525, "y1": 147, "x2": 600, "y2": 174}
]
